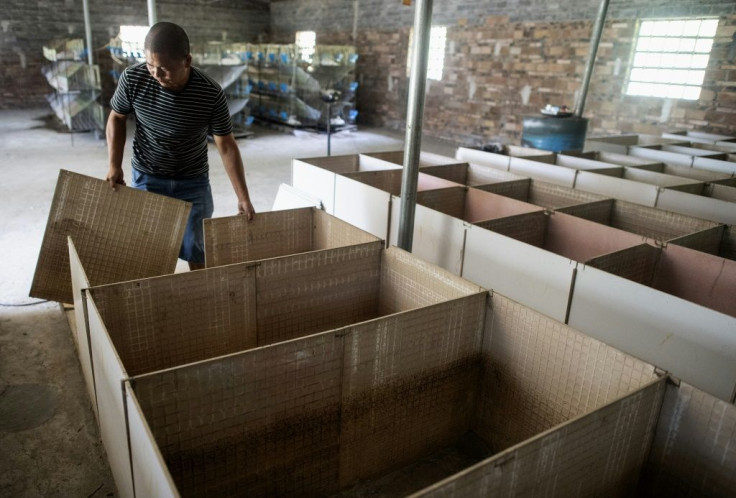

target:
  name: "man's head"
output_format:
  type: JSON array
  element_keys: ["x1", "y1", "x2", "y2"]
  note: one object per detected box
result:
[{"x1": 144, "y1": 22, "x2": 192, "y2": 91}]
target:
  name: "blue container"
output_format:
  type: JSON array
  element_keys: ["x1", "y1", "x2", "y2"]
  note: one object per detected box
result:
[{"x1": 521, "y1": 116, "x2": 588, "y2": 152}]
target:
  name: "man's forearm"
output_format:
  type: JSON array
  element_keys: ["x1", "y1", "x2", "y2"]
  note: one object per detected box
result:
[
  {"x1": 107, "y1": 113, "x2": 127, "y2": 170},
  {"x1": 218, "y1": 136, "x2": 251, "y2": 202}
]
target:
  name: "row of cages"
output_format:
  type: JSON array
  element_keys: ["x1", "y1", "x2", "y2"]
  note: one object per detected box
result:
[
  {"x1": 42, "y1": 39, "x2": 104, "y2": 133},
  {"x1": 28, "y1": 142, "x2": 736, "y2": 496},
  {"x1": 290, "y1": 134, "x2": 735, "y2": 403},
  {"x1": 104, "y1": 40, "x2": 359, "y2": 129}
]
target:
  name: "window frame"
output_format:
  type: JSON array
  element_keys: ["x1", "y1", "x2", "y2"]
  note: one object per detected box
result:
[
  {"x1": 295, "y1": 30, "x2": 316, "y2": 64},
  {"x1": 624, "y1": 17, "x2": 719, "y2": 101},
  {"x1": 406, "y1": 25, "x2": 448, "y2": 81}
]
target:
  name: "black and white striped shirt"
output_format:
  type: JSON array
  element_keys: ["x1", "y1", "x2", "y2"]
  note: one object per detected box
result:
[{"x1": 110, "y1": 62, "x2": 232, "y2": 178}]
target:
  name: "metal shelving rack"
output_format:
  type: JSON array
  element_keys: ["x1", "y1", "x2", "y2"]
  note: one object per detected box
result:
[
  {"x1": 246, "y1": 43, "x2": 358, "y2": 131},
  {"x1": 192, "y1": 42, "x2": 254, "y2": 138},
  {"x1": 42, "y1": 39, "x2": 104, "y2": 138}
]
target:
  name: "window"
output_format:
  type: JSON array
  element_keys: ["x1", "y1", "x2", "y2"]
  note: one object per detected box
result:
[
  {"x1": 407, "y1": 26, "x2": 447, "y2": 81},
  {"x1": 295, "y1": 31, "x2": 316, "y2": 63},
  {"x1": 625, "y1": 18, "x2": 718, "y2": 100},
  {"x1": 118, "y1": 25, "x2": 149, "y2": 61}
]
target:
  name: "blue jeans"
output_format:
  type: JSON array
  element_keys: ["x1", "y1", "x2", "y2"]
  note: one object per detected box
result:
[{"x1": 132, "y1": 169, "x2": 214, "y2": 263}]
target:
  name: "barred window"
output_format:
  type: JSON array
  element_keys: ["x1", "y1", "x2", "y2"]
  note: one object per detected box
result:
[
  {"x1": 118, "y1": 26, "x2": 149, "y2": 61},
  {"x1": 295, "y1": 31, "x2": 316, "y2": 64},
  {"x1": 625, "y1": 18, "x2": 719, "y2": 100},
  {"x1": 407, "y1": 26, "x2": 447, "y2": 81}
]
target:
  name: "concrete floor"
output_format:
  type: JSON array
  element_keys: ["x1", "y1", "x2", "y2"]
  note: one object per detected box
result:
[{"x1": 0, "y1": 109, "x2": 457, "y2": 496}]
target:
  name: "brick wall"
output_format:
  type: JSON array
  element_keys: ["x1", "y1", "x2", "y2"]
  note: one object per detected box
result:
[
  {"x1": 0, "y1": 0, "x2": 269, "y2": 109},
  {"x1": 4, "y1": 0, "x2": 735, "y2": 142},
  {"x1": 272, "y1": 0, "x2": 736, "y2": 143}
]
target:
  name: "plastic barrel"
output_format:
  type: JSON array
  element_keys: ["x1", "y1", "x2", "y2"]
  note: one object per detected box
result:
[{"x1": 521, "y1": 116, "x2": 588, "y2": 152}]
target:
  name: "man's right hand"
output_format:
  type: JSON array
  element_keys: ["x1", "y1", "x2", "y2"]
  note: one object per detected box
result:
[{"x1": 106, "y1": 166, "x2": 126, "y2": 191}]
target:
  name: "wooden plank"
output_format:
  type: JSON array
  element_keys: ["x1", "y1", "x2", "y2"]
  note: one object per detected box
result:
[
  {"x1": 474, "y1": 211, "x2": 547, "y2": 247},
  {"x1": 416, "y1": 379, "x2": 667, "y2": 497},
  {"x1": 255, "y1": 243, "x2": 383, "y2": 345},
  {"x1": 378, "y1": 247, "x2": 485, "y2": 315},
  {"x1": 131, "y1": 333, "x2": 345, "y2": 496},
  {"x1": 204, "y1": 208, "x2": 314, "y2": 267},
  {"x1": 90, "y1": 263, "x2": 259, "y2": 377},
  {"x1": 640, "y1": 382, "x2": 736, "y2": 496},
  {"x1": 31, "y1": 170, "x2": 190, "y2": 303},
  {"x1": 312, "y1": 209, "x2": 383, "y2": 250},
  {"x1": 477, "y1": 294, "x2": 661, "y2": 452},
  {"x1": 340, "y1": 295, "x2": 487, "y2": 488},
  {"x1": 544, "y1": 212, "x2": 645, "y2": 263}
]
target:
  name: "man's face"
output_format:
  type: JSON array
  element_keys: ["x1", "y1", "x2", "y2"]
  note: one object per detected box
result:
[{"x1": 145, "y1": 51, "x2": 191, "y2": 91}]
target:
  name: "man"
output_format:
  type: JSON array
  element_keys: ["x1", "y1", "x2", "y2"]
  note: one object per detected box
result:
[{"x1": 105, "y1": 22, "x2": 255, "y2": 270}]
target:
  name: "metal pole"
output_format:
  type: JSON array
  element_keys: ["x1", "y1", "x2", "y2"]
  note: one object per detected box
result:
[
  {"x1": 574, "y1": 0, "x2": 609, "y2": 118},
  {"x1": 82, "y1": 0, "x2": 93, "y2": 65},
  {"x1": 397, "y1": 0, "x2": 433, "y2": 251},
  {"x1": 326, "y1": 102, "x2": 332, "y2": 156},
  {"x1": 148, "y1": 0, "x2": 158, "y2": 26}
]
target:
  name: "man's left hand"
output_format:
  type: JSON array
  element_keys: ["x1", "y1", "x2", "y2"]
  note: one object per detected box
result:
[{"x1": 238, "y1": 199, "x2": 255, "y2": 221}]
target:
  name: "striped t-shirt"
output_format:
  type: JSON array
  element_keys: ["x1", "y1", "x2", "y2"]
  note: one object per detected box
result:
[{"x1": 110, "y1": 62, "x2": 232, "y2": 178}]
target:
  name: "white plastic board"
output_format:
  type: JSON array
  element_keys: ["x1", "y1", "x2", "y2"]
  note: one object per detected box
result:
[
  {"x1": 292, "y1": 159, "x2": 338, "y2": 214},
  {"x1": 125, "y1": 382, "x2": 179, "y2": 498},
  {"x1": 333, "y1": 175, "x2": 392, "y2": 241},
  {"x1": 663, "y1": 144, "x2": 727, "y2": 159},
  {"x1": 389, "y1": 198, "x2": 467, "y2": 275},
  {"x1": 574, "y1": 171, "x2": 660, "y2": 206},
  {"x1": 708, "y1": 184, "x2": 736, "y2": 203},
  {"x1": 362, "y1": 150, "x2": 458, "y2": 167},
  {"x1": 271, "y1": 183, "x2": 322, "y2": 211},
  {"x1": 568, "y1": 265, "x2": 736, "y2": 402},
  {"x1": 462, "y1": 225, "x2": 576, "y2": 322},
  {"x1": 455, "y1": 147, "x2": 511, "y2": 170},
  {"x1": 68, "y1": 238, "x2": 96, "y2": 417},
  {"x1": 693, "y1": 156, "x2": 736, "y2": 175},
  {"x1": 715, "y1": 140, "x2": 736, "y2": 151},
  {"x1": 555, "y1": 154, "x2": 627, "y2": 172},
  {"x1": 87, "y1": 295, "x2": 134, "y2": 498},
  {"x1": 662, "y1": 130, "x2": 736, "y2": 144},
  {"x1": 355, "y1": 153, "x2": 404, "y2": 171},
  {"x1": 584, "y1": 140, "x2": 628, "y2": 154},
  {"x1": 629, "y1": 146, "x2": 694, "y2": 167},
  {"x1": 593, "y1": 151, "x2": 662, "y2": 167},
  {"x1": 509, "y1": 157, "x2": 577, "y2": 187},
  {"x1": 656, "y1": 189, "x2": 736, "y2": 225},
  {"x1": 622, "y1": 168, "x2": 704, "y2": 190}
]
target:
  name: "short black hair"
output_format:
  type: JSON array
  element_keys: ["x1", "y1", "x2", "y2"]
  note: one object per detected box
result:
[{"x1": 144, "y1": 22, "x2": 190, "y2": 60}]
